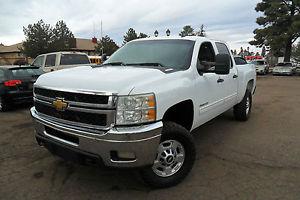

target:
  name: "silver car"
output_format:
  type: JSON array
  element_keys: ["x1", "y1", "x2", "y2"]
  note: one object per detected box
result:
[
  {"x1": 273, "y1": 62, "x2": 295, "y2": 76},
  {"x1": 252, "y1": 60, "x2": 268, "y2": 75}
]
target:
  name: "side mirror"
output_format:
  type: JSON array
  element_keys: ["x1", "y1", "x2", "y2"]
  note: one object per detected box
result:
[
  {"x1": 215, "y1": 54, "x2": 231, "y2": 75},
  {"x1": 101, "y1": 54, "x2": 107, "y2": 62}
]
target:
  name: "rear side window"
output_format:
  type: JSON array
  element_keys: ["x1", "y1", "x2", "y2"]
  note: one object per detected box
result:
[
  {"x1": 0, "y1": 69, "x2": 5, "y2": 81},
  {"x1": 234, "y1": 57, "x2": 247, "y2": 65},
  {"x1": 45, "y1": 54, "x2": 56, "y2": 67},
  {"x1": 32, "y1": 55, "x2": 44, "y2": 67},
  {"x1": 10, "y1": 68, "x2": 44, "y2": 77},
  {"x1": 60, "y1": 54, "x2": 90, "y2": 65},
  {"x1": 215, "y1": 42, "x2": 233, "y2": 67}
]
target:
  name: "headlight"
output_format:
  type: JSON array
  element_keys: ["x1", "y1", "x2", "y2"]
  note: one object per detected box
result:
[{"x1": 116, "y1": 93, "x2": 156, "y2": 125}]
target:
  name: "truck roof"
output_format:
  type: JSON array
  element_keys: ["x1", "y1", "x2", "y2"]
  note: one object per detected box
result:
[
  {"x1": 134, "y1": 36, "x2": 226, "y2": 44},
  {"x1": 36, "y1": 51, "x2": 88, "y2": 57}
]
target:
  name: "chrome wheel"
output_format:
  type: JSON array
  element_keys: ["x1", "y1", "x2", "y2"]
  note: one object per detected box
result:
[
  {"x1": 152, "y1": 140, "x2": 185, "y2": 177},
  {"x1": 246, "y1": 96, "x2": 250, "y2": 115}
]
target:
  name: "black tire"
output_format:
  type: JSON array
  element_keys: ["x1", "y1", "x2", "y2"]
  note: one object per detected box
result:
[
  {"x1": 234, "y1": 89, "x2": 252, "y2": 121},
  {"x1": 140, "y1": 121, "x2": 196, "y2": 188},
  {"x1": 0, "y1": 97, "x2": 9, "y2": 112}
]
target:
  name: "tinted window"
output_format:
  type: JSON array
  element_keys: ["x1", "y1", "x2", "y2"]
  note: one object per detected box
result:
[
  {"x1": 215, "y1": 42, "x2": 233, "y2": 67},
  {"x1": 278, "y1": 63, "x2": 292, "y2": 67},
  {"x1": 252, "y1": 61, "x2": 265, "y2": 65},
  {"x1": 106, "y1": 40, "x2": 195, "y2": 70},
  {"x1": 60, "y1": 54, "x2": 90, "y2": 65},
  {"x1": 235, "y1": 57, "x2": 248, "y2": 65},
  {"x1": 197, "y1": 42, "x2": 216, "y2": 74},
  {"x1": 32, "y1": 56, "x2": 44, "y2": 67},
  {"x1": 45, "y1": 54, "x2": 56, "y2": 67},
  {"x1": 10, "y1": 68, "x2": 44, "y2": 77}
]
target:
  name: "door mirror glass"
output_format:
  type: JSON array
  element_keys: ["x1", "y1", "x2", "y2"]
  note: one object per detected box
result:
[{"x1": 214, "y1": 54, "x2": 230, "y2": 75}]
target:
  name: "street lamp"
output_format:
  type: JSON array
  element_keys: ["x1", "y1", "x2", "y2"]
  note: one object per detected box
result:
[
  {"x1": 154, "y1": 30, "x2": 158, "y2": 37},
  {"x1": 166, "y1": 29, "x2": 170, "y2": 36}
]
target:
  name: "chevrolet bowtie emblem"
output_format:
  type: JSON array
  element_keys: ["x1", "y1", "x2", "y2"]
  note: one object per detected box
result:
[{"x1": 52, "y1": 98, "x2": 68, "y2": 111}]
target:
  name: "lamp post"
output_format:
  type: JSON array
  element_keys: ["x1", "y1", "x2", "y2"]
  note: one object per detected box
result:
[{"x1": 166, "y1": 29, "x2": 170, "y2": 36}]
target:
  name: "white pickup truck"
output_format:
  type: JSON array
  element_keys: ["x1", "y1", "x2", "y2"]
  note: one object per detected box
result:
[
  {"x1": 31, "y1": 51, "x2": 91, "y2": 72},
  {"x1": 31, "y1": 36, "x2": 256, "y2": 188}
]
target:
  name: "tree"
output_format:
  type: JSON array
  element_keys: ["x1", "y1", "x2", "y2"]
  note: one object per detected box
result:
[
  {"x1": 138, "y1": 32, "x2": 148, "y2": 38},
  {"x1": 292, "y1": 42, "x2": 300, "y2": 62},
  {"x1": 179, "y1": 25, "x2": 194, "y2": 37},
  {"x1": 21, "y1": 20, "x2": 75, "y2": 58},
  {"x1": 21, "y1": 20, "x2": 53, "y2": 58},
  {"x1": 196, "y1": 24, "x2": 206, "y2": 37},
  {"x1": 95, "y1": 35, "x2": 119, "y2": 56},
  {"x1": 250, "y1": 0, "x2": 300, "y2": 62},
  {"x1": 51, "y1": 20, "x2": 75, "y2": 51},
  {"x1": 123, "y1": 28, "x2": 138, "y2": 44}
]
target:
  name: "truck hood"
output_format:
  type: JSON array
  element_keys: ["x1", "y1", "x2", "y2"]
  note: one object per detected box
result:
[{"x1": 35, "y1": 66, "x2": 170, "y2": 95}]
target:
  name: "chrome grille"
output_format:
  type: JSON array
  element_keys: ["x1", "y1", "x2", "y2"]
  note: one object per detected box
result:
[{"x1": 33, "y1": 87, "x2": 116, "y2": 131}]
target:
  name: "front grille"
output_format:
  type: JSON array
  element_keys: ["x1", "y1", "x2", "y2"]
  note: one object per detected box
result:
[
  {"x1": 34, "y1": 87, "x2": 109, "y2": 104},
  {"x1": 45, "y1": 126, "x2": 79, "y2": 145},
  {"x1": 35, "y1": 101, "x2": 107, "y2": 126}
]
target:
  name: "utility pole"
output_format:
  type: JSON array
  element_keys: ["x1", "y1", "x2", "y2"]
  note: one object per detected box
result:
[{"x1": 100, "y1": 20, "x2": 104, "y2": 56}]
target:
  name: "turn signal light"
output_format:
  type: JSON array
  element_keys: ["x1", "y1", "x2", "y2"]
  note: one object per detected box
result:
[{"x1": 4, "y1": 80, "x2": 22, "y2": 87}]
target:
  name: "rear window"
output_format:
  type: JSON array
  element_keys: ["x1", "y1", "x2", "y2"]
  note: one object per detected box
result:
[
  {"x1": 60, "y1": 54, "x2": 90, "y2": 65},
  {"x1": 278, "y1": 63, "x2": 292, "y2": 67},
  {"x1": 10, "y1": 68, "x2": 44, "y2": 77},
  {"x1": 234, "y1": 57, "x2": 247, "y2": 65}
]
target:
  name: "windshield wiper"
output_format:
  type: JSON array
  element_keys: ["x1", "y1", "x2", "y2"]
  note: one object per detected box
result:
[
  {"x1": 99, "y1": 62, "x2": 127, "y2": 67},
  {"x1": 127, "y1": 62, "x2": 167, "y2": 68}
]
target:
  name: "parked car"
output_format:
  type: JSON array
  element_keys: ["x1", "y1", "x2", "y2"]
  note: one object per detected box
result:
[
  {"x1": 251, "y1": 60, "x2": 268, "y2": 75},
  {"x1": 295, "y1": 64, "x2": 300, "y2": 76},
  {"x1": 273, "y1": 62, "x2": 295, "y2": 76},
  {"x1": 234, "y1": 56, "x2": 248, "y2": 65},
  {"x1": 31, "y1": 36, "x2": 256, "y2": 188},
  {"x1": 0, "y1": 65, "x2": 44, "y2": 111},
  {"x1": 31, "y1": 52, "x2": 92, "y2": 72}
]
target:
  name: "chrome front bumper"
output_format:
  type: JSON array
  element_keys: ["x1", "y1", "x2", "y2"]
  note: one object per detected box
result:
[{"x1": 30, "y1": 107, "x2": 162, "y2": 168}]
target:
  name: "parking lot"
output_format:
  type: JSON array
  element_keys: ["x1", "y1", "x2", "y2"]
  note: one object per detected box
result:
[{"x1": 0, "y1": 75, "x2": 300, "y2": 200}]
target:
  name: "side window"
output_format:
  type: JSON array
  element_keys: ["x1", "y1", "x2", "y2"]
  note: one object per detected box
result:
[
  {"x1": 197, "y1": 42, "x2": 216, "y2": 75},
  {"x1": 45, "y1": 54, "x2": 56, "y2": 67},
  {"x1": 234, "y1": 57, "x2": 247, "y2": 65},
  {"x1": 215, "y1": 42, "x2": 233, "y2": 68},
  {"x1": 32, "y1": 56, "x2": 45, "y2": 67}
]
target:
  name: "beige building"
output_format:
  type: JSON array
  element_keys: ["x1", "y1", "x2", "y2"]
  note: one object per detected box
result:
[{"x1": 0, "y1": 38, "x2": 98, "y2": 65}]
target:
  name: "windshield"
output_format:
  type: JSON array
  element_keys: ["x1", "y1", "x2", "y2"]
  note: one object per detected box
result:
[
  {"x1": 277, "y1": 63, "x2": 292, "y2": 67},
  {"x1": 105, "y1": 39, "x2": 195, "y2": 70},
  {"x1": 10, "y1": 68, "x2": 44, "y2": 77}
]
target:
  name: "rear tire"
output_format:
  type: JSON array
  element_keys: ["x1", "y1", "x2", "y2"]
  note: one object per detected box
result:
[
  {"x1": 140, "y1": 121, "x2": 196, "y2": 188},
  {"x1": 0, "y1": 97, "x2": 9, "y2": 112},
  {"x1": 234, "y1": 90, "x2": 252, "y2": 121}
]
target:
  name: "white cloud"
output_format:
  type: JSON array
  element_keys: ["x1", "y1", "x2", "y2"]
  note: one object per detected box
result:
[{"x1": 0, "y1": 0, "x2": 262, "y2": 52}]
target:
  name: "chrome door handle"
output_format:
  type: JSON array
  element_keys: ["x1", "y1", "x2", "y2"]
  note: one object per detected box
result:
[{"x1": 233, "y1": 74, "x2": 238, "y2": 79}]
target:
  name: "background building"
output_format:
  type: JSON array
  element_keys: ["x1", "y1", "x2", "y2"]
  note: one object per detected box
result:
[{"x1": 0, "y1": 38, "x2": 97, "y2": 65}]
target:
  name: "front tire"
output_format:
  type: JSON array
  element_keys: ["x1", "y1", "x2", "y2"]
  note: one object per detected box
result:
[
  {"x1": 234, "y1": 90, "x2": 252, "y2": 121},
  {"x1": 140, "y1": 122, "x2": 196, "y2": 188}
]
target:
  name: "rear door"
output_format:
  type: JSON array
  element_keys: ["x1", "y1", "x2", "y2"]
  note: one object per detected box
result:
[{"x1": 215, "y1": 42, "x2": 238, "y2": 110}]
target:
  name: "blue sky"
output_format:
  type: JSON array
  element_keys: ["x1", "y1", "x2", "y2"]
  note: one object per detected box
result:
[{"x1": 0, "y1": 0, "x2": 262, "y2": 52}]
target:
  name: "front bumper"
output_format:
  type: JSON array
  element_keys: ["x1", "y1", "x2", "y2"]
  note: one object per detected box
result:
[
  {"x1": 30, "y1": 107, "x2": 162, "y2": 168},
  {"x1": 273, "y1": 71, "x2": 293, "y2": 75}
]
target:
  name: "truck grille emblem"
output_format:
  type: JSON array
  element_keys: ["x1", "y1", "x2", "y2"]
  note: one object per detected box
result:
[{"x1": 52, "y1": 98, "x2": 68, "y2": 111}]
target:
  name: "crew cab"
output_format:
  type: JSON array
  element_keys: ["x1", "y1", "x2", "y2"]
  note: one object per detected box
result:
[
  {"x1": 31, "y1": 52, "x2": 91, "y2": 72},
  {"x1": 31, "y1": 36, "x2": 256, "y2": 188}
]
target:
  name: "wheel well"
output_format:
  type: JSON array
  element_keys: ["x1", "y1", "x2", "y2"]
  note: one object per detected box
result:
[
  {"x1": 247, "y1": 79, "x2": 254, "y2": 92},
  {"x1": 162, "y1": 100, "x2": 194, "y2": 131}
]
